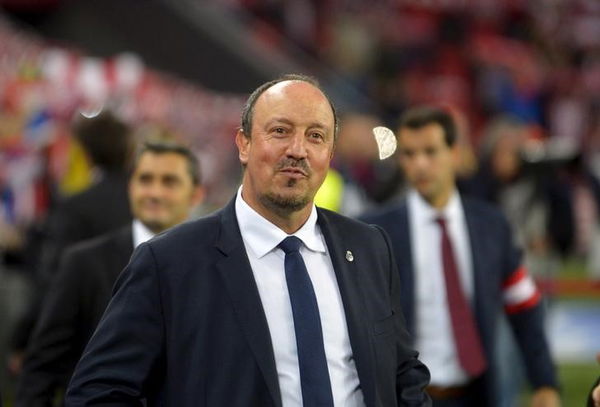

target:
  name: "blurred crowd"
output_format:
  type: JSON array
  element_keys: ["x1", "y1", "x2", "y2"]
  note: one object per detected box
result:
[
  {"x1": 225, "y1": 0, "x2": 600, "y2": 278},
  {"x1": 1, "y1": 0, "x2": 599, "y2": 405},
  {"x1": 0, "y1": 14, "x2": 245, "y2": 399},
  {"x1": 228, "y1": 0, "x2": 599, "y2": 141}
]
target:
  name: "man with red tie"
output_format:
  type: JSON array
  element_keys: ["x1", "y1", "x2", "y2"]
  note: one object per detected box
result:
[{"x1": 361, "y1": 107, "x2": 560, "y2": 406}]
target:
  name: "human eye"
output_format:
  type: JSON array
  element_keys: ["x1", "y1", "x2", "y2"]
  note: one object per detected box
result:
[
  {"x1": 308, "y1": 131, "x2": 325, "y2": 143},
  {"x1": 271, "y1": 126, "x2": 288, "y2": 136},
  {"x1": 425, "y1": 147, "x2": 437, "y2": 156},
  {"x1": 400, "y1": 149, "x2": 414, "y2": 158},
  {"x1": 163, "y1": 175, "x2": 181, "y2": 188},
  {"x1": 138, "y1": 173, "x2": 153, "y2": 185}
]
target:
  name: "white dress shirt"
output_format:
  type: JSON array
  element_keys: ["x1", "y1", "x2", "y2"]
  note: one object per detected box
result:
[
  {"x1": 235, "y1": 188, "x2": 365, "y2": 407},
  {"x1": 132, "y1": 219, "x2": 155, "y2": 248},
  {"x1": 408, "y1": 189, "x2": 474, "y2": 386}
]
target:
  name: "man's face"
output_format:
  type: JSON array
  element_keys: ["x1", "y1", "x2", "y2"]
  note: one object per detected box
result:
[
  {"x1": 236, "y1": 80, "x2": 335, "y2": 216},
  {"x1": 129, "y1": 152, "x2": 202, "y2": 233},
  {"x1": 491, "y1": 133, "x2": 522, "y2": 182},
  {"x1": 397, "y1": 123, "x2": 456, "y2": 206}
]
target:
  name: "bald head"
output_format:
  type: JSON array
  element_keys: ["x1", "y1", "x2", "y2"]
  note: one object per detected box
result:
[{"x1": 240, "y1": 74, "x2": 339, "y2": 142}]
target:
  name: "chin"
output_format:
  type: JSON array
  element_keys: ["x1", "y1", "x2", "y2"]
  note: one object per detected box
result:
[
  {"x1": 142, "y1": 219, "x2": 167, "y2": 232},
  {"x1": 261, "y1": 190, "x2": 310, "y2": 213}
]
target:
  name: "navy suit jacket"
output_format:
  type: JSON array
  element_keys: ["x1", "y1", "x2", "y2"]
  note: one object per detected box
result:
[
  {"x1": 18, "y1": 226, "x2": 133, "y2": 406},
  {"x1": 361, "y1": 196, "x2": 557, "y2": 406},
  {"x1": 65, "y1": 198, "x2": 431, "y2": 406}
]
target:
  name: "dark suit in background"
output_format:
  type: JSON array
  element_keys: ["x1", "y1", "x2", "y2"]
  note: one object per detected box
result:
[
  {"x1": 10, "y1": 171, "x2": 131, "y2": 356},
  {"x1": 66, "y1": 199, "x2": 430, "y2": 406},
  {"x1": 361, "y1": 197, "x2": 558, "y2": 406},
  {"x1": 16, "y1": 226, "x2": 133, "y2": 406},
  {"x1": 17, "y1": 138, "x2": 206, "y2": 406},
  {"x1": 39, "y1": 171, "x2": 131, "y2": 276},
  {"x1": 588, "y1": 376, "x2": 600, "y2": 407},
  {"x1": 12, "y1": 110, "x2": 133, "y2": 358}
]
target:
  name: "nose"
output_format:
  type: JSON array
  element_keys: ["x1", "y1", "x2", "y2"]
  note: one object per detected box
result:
[
  {"x1": 144, "y1": 180, "x2": 165, "y2": 199},
  {"x1": 413, "y1": 152, "x2": 429, "y2": 170},
  {"x1": 285, "y1": 131, "x2": 308, "y2": 159}
]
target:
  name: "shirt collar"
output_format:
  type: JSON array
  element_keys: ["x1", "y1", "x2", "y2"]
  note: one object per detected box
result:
[
  {"x1": 408, "y1": 188, "x2": 462, "y2": 225},
  {"x1": 235, "y1": 186, "x2": 326, "y2": 258},
  {"x1": 132, "y1": 219, "x2": 156, "y2": 248}
]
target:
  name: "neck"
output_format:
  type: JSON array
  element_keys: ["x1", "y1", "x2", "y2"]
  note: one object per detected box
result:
[
  {"x1": 266, "y1": 208, "x2": 312, "y2": 234},
  {"x1": 241, "y1": 190, "x2": 312, "y2": 234},
  {"x1": 426, "y1": 186, "x2": 455, "y2": 210}
]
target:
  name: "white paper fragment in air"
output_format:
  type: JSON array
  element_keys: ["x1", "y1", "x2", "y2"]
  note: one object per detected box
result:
[{"x1": 373, "y1": 126, "x2": 397, "y2": 160}]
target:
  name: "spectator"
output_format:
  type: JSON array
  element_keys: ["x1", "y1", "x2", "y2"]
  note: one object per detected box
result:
[
  {"x1": 16, "y1": 140, "x2": 204, "y2": 406},
  {"x1": 8, "y1": 111, "x2": 134, "y2": 376},
  {"x1": 362, "y1": 106, "x2": 560, "y2": 406},
  {"x1": 589, "y1": 353, "x2": 600, "y2": 407}
]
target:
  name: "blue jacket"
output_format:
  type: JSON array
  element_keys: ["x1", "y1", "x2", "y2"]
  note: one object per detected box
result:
[
  {"x1": 361, "y1": 196, "x2": 558, "y2": 405},
  {"x1": 66, "y1": 197, "x2": 431, "y2": 406}
]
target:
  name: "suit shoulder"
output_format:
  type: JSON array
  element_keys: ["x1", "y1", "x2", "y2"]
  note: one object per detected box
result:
[
  {"x1": 147, "y1": 211, "x2": 221, "y2": 250},
  {"x1": 359, "y1": 201, "x2": 406, "y2": 225},
  {"x1": 62, "y1": 229, "x2": 122, "y2": 260},
  {"x1": 461, "y1": 195, "x2": 507, "y2": 223},
  {"x1": 318, "y1": 207, "x2": 383, "y2": 237},
  {"x1": 62, "y1": 174, "x2": 127, "y2": 208}
]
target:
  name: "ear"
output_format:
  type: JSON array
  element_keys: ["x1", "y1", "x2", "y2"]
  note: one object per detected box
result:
[{"x1": 235, "y1": 129, "x2": 250, "y2": 166}]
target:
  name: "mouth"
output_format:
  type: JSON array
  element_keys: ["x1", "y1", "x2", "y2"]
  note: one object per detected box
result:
[
  {"x1": 413, "y1": 178, "x2": 432, "y2": 189},
  {"x1": 140, "y1": 200, "x2": 165, "y2": 211},
  {"x1": 278, "y1": 167, "x2": 308, "y2": 178}
]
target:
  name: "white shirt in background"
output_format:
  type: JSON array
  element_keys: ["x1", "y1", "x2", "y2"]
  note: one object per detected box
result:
[
  {"x1": 132, "y1": 219, "x2": 155, "y2": 248},
  {"x1": 408, "y1": 189, "x2": 474, "y2": 387}
]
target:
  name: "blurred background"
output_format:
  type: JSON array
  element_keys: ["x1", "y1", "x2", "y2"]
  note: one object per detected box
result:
[{"x1": 0, "y1": 0, "x2": 598, "y2": 405}]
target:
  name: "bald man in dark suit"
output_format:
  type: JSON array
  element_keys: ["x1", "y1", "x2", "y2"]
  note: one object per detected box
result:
[{"x1": 65, "y1": 75, "x2": 431, "y2": 406}]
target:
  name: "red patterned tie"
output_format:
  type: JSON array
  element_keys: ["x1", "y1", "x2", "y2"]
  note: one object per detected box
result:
[{"x1": 436, "y1": 217, "x2": 487, "y2": 377}]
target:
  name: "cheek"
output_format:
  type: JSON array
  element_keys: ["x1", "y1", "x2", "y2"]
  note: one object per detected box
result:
[
  {"x1": 129, "y1": 188, "x2": 145, "y2": 204},
  {"x1": 253, "y1": 148, "x2": 279, "y2": 167},
  {"x1": 399, "y1": 160, "x2": 416, "y2": 176},
  {"x1": 313, "y1": 149, "x2": 333, "y2": 169}
]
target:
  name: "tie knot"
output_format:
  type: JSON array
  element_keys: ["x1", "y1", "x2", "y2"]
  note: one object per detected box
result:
[
  {"x1": 278, "y1": 236, "x2": 303, "y2": 254},
  {"x1": 435, "y1": 216, "x2": 447, "y2": 228}
]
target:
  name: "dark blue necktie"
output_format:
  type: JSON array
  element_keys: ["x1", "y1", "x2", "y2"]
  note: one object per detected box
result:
[{"x1": 278, "y1": 236, "x2": 334, "y2": 407}]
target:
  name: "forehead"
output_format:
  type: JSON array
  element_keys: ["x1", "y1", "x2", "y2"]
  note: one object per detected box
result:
[
  {"x1": 252, "y1": 81, "x2": 335, "y2": 129},
  {"x1": 398, "y1": 123, "x2": 446, "y2": 147},
  {"x1": 134, "y1": 152, "x2": 189, "y2": 174}
]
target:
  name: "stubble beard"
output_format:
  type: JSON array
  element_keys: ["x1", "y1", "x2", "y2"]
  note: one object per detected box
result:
[
  {"x1": 259, "y1": 158, "x2": 314, "y2": 216},
  {"x1": 259, "y1": 178, "x2": 311, "y2": 217}
]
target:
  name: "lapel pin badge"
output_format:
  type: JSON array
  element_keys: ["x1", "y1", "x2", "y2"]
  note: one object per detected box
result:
[{"x1": 345, "y1": 250, "x2": 354, "y2": 262}]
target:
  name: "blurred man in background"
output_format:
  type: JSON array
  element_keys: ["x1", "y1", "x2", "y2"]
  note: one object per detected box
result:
[
  {"x1": 362, "y1": 106, "x2": 560, "y2": 406},
  {"x1": 16, "y1": 141, "x2": 204, "y2": 406},
  {"x1": 8, "y1": 111, "x2": 134, "y2": 375},
  {"x1": 589, "y1": 353, "x2": 600, "y2": 407}
]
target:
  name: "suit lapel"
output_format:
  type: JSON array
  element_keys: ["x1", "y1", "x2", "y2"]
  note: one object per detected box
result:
[
  {"x1": 394, "y1": 203, "x2": 416, "y2": 335},
  {"x1": 462, "y1": 199, "x2": 486, "y2": 325},
  {"x1": 214, "y1": 199, "x2": 282, "y2": 407},
  {"x1": 317, "y1": 209, "x2": 377, "y2": 407}
]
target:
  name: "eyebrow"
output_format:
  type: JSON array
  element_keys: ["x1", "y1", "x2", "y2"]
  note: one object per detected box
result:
[{"x1": 265, "y1": 117, "x2": 330, "y2": 131}]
